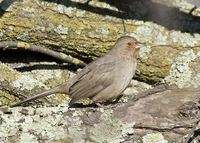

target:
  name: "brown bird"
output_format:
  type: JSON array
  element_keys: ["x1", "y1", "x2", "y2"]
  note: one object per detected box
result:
[{"x1": 10, "y1": 36, "x2": 144, "y2": 108}]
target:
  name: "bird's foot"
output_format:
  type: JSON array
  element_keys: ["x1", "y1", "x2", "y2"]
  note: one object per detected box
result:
[
  {"x1": 193, "y1": 99, "x2": 200, "y2": 107},
  {"x1": 95, "y1": 102, "x2": 117, "y2": 109}
]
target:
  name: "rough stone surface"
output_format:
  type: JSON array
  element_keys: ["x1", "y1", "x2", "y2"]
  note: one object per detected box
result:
[{"x1": 1, "y1": 84, "x2": 200, "y2": 142}]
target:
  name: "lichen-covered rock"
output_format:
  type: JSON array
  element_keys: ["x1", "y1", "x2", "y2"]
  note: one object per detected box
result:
[{"x1": 0, "y1": 106, "x2": 135, "y2": 143}]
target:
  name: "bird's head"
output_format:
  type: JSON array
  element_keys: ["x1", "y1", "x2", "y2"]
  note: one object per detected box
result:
[{"x1": 112, "y1": 36, "x2": 145, "y2": 58}]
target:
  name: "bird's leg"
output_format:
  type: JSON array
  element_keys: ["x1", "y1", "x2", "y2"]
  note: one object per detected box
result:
[
  {"x1": 95, "y1": 102, "x2": 117, "y2": 109},
  {"x1": 193, "y1": 98, "x2": 200, "y2": 107}
]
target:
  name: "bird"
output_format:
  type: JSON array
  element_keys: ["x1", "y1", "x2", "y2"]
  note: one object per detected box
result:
[{"x1": 10, "y1": 36, "x2": 144, "y2": 108}]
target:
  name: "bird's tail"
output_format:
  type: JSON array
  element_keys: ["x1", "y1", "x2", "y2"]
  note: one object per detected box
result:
[{"x1": 10, "y1": 85, "x2": 64, "y2": 107}]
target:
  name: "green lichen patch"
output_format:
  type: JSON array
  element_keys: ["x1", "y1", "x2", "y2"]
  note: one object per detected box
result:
[
  {"x1": 165, "y1": 49, "x2": 200, "y2": 88},
  {"x1": 144, "y1": 46, "x2": 177, "y2": 67},
  {"x1": 130, "y1": 21, "x2": 200, "y2": 49},
  {"x1": 0, "y1": 61, "x2": 73, "y2": 107},
  {"x1": 0, "y1": 63, "x2": 23, "y2": 106},
  {"x1": 4, "y1": 18, "x2": 36, "y2": 29},
  {"x1": 0, "y1": 90, "x2": 18, "y2": 106},
  {"x1": 87, "y1": 109, "x2": 135, "y2": 143},
  {"x1": 135, "y1": 46, "x2": 178, "y2": 83},
  {"x1": 0, "y1": 106, "x2": 71, "y2": 142},
  {"x1": 142, "y1": 133, "x2": 168, "y2": 143}
]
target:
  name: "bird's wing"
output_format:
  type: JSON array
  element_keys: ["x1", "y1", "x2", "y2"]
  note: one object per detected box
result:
[{"x1": 68, "y1": 62, "x2": 115, "y2": 105}]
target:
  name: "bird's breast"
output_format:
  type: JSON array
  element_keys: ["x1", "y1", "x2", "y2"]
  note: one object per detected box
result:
[{"x1": 113, "y1": 58, "x2": 137, "y2": 90}]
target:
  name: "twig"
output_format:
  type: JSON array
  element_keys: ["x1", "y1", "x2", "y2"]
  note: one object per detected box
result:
[
  {"x1": 183, "y1": 113, "x2": 200, "y2": 143},
  {"x1": 0, "y1": 41, "x2": 87, "y2": 67}
]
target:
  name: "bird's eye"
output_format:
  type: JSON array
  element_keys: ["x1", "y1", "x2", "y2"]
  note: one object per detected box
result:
[{"x1": 126, "y1": 42, "x2": 132, "y2": 47}]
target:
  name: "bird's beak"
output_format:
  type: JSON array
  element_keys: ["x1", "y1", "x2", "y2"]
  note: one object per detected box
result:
[{"x1": 135, "y1": 43, "x2": 145, "y2": 49}]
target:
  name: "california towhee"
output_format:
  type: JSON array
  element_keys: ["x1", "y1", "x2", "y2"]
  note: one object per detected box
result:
[{"x1": 10, "y1": 36, "x2": 144, "y2": 108}]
